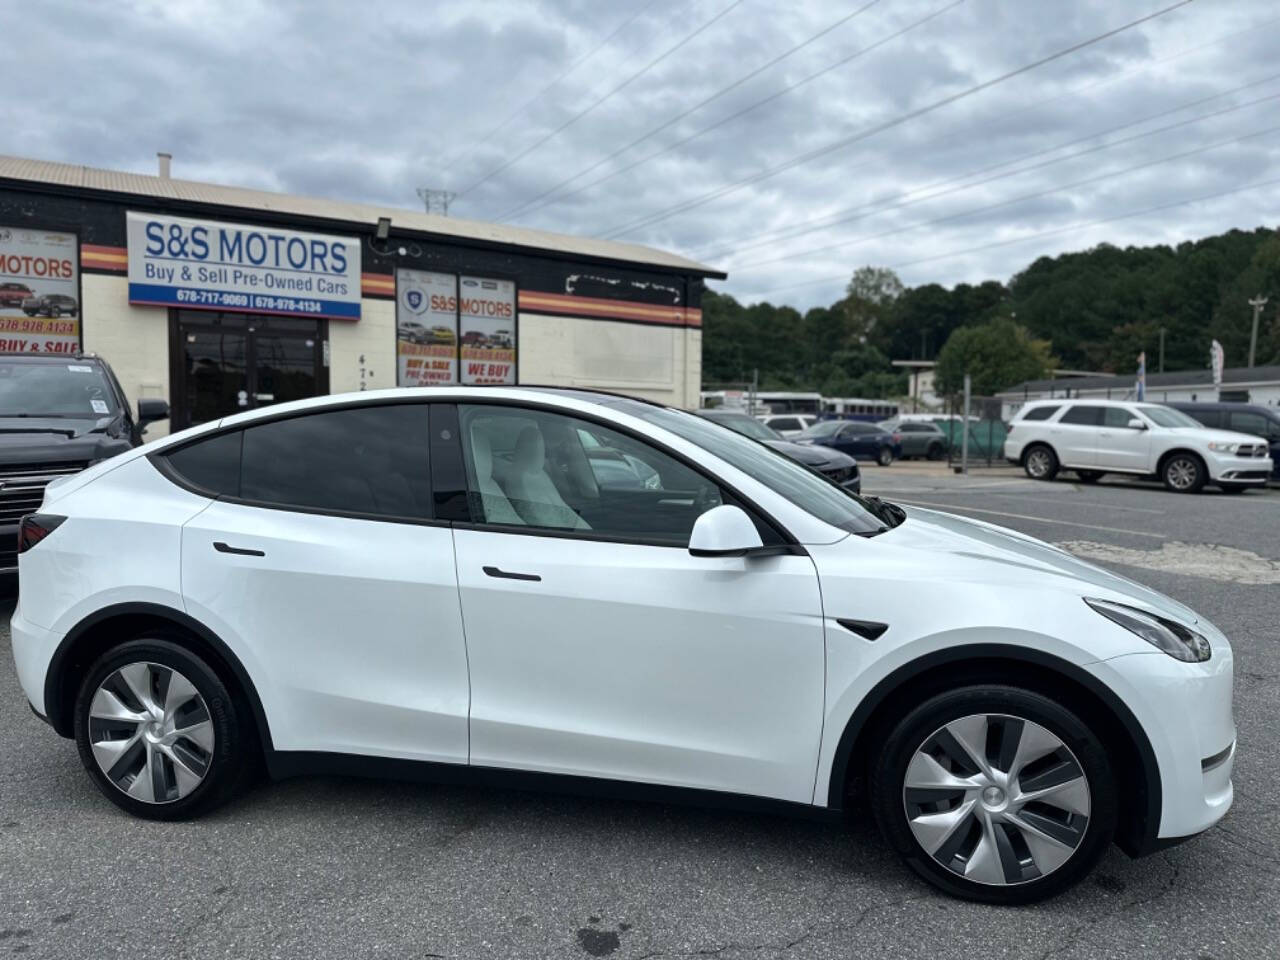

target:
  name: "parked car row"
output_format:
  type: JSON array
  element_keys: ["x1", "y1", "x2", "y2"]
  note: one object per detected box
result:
[
  {"x1": 696, "y1": 409, "x2": 860, "y2": 492},
  {"x1": 1005, "y1": 399, "x2": 1275, "y2": 493}
]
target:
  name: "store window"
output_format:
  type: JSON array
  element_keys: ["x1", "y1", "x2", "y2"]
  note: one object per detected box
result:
[{"x1": 396, "y1": 270, "x2": 516, "y2": 387}]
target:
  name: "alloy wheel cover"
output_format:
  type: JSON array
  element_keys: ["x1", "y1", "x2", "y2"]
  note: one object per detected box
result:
[
  {"x1": 902, "y1": 713, "x2": 1091, "y2": 886},
  {"x1": 1167, "y1": 459, "x2": 1196, "y2": 489},
  {"x1": 87, "y1": 661, "x2": 216, "y2": 803},
  {"x1": 1026, "y1": 450, "x2": 1050, "y2": 476}
]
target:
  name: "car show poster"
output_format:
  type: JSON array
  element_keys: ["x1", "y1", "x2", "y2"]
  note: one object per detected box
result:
[
  {"x1": 459, "y1": 276, "x2": 516, "y2": 385},
  {"x1": 0, "y1": 225, "x2": 80, "y2": 354},
  {"x1": 397, "y1": 269, "x2": 459, "y2": 386}
]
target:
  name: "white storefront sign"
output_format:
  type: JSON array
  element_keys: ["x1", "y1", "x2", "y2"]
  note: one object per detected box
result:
[{"x1": 126, "y1": 211, "x2": 361, "y2": 320}]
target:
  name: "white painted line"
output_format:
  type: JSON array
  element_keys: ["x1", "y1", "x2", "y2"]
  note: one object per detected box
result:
[{"x1": 894, "y1": 498, "x2": 1169, "y2": 540}]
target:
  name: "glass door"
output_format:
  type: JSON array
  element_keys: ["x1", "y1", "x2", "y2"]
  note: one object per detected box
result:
[{"x1": 171, "y1": 311, "x2": 327, "y2": 429}]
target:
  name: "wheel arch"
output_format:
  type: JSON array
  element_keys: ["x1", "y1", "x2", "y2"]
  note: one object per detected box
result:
[
  {"x1": 824, "y1": 644, "x2": 1161, "y2": 858},
  {"x1": 1157, "y1": 447, "x2": 1206, "y2": 474},
  {"x1": 43, "y1": 602, "x2": 273, "y2": 757},
  {"x1": 1020, "y1": 440, "x2": 1057, "y2": 464}
]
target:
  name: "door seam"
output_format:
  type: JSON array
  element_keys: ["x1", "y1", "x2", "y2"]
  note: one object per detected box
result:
[{"x1": 448, "y1": 526, "x2": 475, "y2": 766}]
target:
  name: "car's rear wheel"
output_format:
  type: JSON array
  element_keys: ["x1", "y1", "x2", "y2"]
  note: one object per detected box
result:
[
  {"x1": 877, "y1": 447, "x2": 894, "y2": 467},
  {"x1": 1161, "y1": 453, "x2": 1205, "y2": 493},
  {"x1": 926, "y1": 442, "x2": 945, "y2": 461},
  {"x1": 1075, "y1": 470, "x2": 1103, "y2": 483},
  {"x1": 74, "y1": 638, "x2": 249, "y2": 820},
  {"x1": 1022, "y1": 444, "x2": 1058, "y2": 481},
  {"x1": 870, "y1": 685, "x2": 1116, "y2": 904}
]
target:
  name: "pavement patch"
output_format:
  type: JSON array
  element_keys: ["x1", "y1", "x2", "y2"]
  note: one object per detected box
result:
[{"x1": 1060, "y1": 540, "x2": 1280, "y2": 584}]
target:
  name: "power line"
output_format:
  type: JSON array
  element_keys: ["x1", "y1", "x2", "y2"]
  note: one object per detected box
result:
[
  {"x1": 439, "y1": 0, "x2": 664, "y2": 182},
  {"x1": 497, "y1": 0, "x2": 964, "y2": 223},
  {"x1": 599, "y1": 0, "x2": 1197, "y2": 241},
  {"x1": 457, "y1": 0, "x2": 747, "y2": 199},
  {"x1": 744, "y1": 172, "x2": 1280, "y2": 301},
  {"x1": 726, "y1": 86, "x2": 1280, "y2": 269},
  {"x1": 493, "y1": 0, "x2": 887, "y2": 222},
  {"x1": 735, "y1": 118, "x2": 1280, "y2": 270},
  {"x1": 697, "y1": 58, "x2": 1280, "y2": 262}
]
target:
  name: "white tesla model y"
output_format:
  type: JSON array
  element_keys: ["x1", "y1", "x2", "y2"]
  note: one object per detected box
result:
[{"x1": 9, "y1": 387, "x2": 1234, "y2": 903}]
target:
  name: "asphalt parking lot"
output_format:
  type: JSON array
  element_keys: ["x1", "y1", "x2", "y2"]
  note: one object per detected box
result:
[{"x1": 2, "y1": 470, "x2": 1278, "y2": 959}]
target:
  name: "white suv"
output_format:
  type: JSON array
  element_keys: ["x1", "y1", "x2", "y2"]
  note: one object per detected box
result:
[
  {"x1": 11, "y1": 387, "x2": 1235, "y2": 903},
  {"x1": 1005, "y1": 399, "x2": 1274, "y2": 493}
]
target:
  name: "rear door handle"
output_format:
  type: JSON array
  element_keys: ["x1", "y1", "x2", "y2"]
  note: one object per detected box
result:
[
  {"x1": 213, "y1": 541, "x2": 265, "y2": 557},
  {"x1": 483, "y1": 565, "x2": 540, "y2": 582}
]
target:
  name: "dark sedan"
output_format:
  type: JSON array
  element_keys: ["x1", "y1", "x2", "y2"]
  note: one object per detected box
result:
[
  {"x1": 695, "y1": 409, "x2": 860, "y2": 493},
  {"x1": 796, "y1": 419, "x2": 902, "y2": 466}
]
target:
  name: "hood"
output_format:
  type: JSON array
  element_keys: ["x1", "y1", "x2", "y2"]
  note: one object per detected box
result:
[
  {"x1": 1162, "y1": 426, "x2": 1266, "y2": 444},
  {"x1": 0, "y1": 416, "x2": 133, "y2": 465},
  {"x1": 764, "y1": 438, "x2": 855, "y2": 467},
  {"x1": 884, "y1": 504, "x2": 1200, "y2": 625}
]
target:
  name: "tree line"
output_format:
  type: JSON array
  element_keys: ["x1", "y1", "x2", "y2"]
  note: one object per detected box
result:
[{"x1": 702, "y1": 226, "x2": 1280, "y2": 398}]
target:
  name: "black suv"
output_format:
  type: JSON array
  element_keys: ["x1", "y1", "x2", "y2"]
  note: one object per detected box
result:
[
  {"x1": 0, "y1": 353, "x2": 168, "y2": 572},
  {"x1": 1168, "y1": 401, "x2": 1280, "y2": 479}
]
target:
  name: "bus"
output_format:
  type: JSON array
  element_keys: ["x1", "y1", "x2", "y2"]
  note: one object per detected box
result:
[
  {"x1": 820, "y1": 397, "x2": 900, "y2": 421},
  {"x1": 699, "y1": 391, "x2": 822, "y2": 415}
]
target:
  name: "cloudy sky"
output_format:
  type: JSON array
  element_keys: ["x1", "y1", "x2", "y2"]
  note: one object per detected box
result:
[{"x1": 6, "y1": 0, "x2": 1279, "y2": 307}]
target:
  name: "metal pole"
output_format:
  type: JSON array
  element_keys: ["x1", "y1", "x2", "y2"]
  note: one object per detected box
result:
[
  {"x1": 1248, "y1": 295, "x2": 1268, "y2": 368},
  {"x1": 961, "y1": 374, "x2": 970, "y2": 475},
  {"x1": 1158, "y1": 327, "x2": 1165, "y2": 373}
]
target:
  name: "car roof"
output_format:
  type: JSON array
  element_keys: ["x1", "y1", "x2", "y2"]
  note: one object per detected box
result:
[{"x1": 0, "y1": 351, "x2": 103, "y2": 364}]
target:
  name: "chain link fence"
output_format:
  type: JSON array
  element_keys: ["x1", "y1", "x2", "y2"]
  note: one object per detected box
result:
[{"x1": 943, "y1": 393, "x2": 1010, "y2": 469}]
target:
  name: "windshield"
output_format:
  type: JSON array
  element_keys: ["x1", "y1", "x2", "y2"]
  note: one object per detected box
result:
[
  {"x1": 799, "y1": 420, "x2": 843, "y2": 438},
  {"x1": 1139, "y1": 405, "x2": 1202, "y2": 428},
  {"x1": 0, "y1": 361, "x2": 119, "y2": 418},
  {"x1": 625, "y1": 404, "x2": 898, "y2": 536},
  {"x1": 703, "y1": 413, "x2": 781, "y2": 441}
]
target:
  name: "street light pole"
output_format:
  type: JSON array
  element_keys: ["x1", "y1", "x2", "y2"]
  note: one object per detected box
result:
[
  {"x1": 1248, "y1": 295, "x2": 1269, "y2": 368},
  {"x1": 1158, "y1": 326, "x2": 1166, "y2": 373}
]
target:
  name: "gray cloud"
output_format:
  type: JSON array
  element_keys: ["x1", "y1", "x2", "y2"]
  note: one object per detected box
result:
[{"x1": 4, "y1": 0, "x2": 1278, "y2": 310}]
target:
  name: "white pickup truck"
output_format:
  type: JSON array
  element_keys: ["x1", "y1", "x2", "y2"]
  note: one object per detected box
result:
[{"x1": 1004, "y1": 398, "x2": 1274, "y2": 493}]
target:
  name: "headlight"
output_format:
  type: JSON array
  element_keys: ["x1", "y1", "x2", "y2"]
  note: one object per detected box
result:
[
  {"x1": 1084, "y1": 598, "x2": 1211, "y2": 662},
  {"x1": 1207, "y1": 441, "x2": 1241, "y2": 453}
]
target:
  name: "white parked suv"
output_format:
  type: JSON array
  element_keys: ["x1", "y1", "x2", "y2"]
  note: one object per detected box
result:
[
  {"x1": 10, "y1": 387, "x2": 1235, "y2": 903},
  {"x1": 758, "y1": 413, "x2": 815, "y2": 438},
  {"x1": 1005, "y1": 399, "x2": 1274, "y2": 493}
]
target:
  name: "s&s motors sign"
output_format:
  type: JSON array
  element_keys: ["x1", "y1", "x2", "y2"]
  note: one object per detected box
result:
[{"x1": 126, "y1": 212, "x2": 361, "y2": 319}]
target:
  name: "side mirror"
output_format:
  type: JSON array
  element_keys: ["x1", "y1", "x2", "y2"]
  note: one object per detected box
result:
[
  {"x1": 689, "y1": 504, "x2": 765, "y2": 558},
  {"x1": 1127, "y1": 418, "x2": 1147, "y2": 430},
  {"x1": 137, "y1": 397, "x2": 170, "y2": 430}
]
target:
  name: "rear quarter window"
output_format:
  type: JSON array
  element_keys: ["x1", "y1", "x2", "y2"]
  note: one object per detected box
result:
[
  {"x1": 163, "y1": 430, "x2": 243, "y2": 495},
  {"x1": 1019, "y1": 405, "x2": 1060, "y2": 421}
]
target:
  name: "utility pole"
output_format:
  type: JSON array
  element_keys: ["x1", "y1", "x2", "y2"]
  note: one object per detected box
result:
[
  {"x1": 417, "y1": 187, "x2": 457, "y2": 216},
  {"x1": 1247, "y1": 295, "x2": 1269, "y2": 368},
  {"x1": 1158, "y1": 326, "x2": 1166, "y2": 373}
]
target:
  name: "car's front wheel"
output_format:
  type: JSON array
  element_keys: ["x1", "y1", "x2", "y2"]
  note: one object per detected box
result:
[
  {"x1": 1161, "y1": 453, "x2": 1206, "y2": 493},
  {"x1": 74, "y1": 638, "x2": 250, "y2": 820},
  {"x1": 870, "y1": 685, "x2": 1116, "y2": 903}
]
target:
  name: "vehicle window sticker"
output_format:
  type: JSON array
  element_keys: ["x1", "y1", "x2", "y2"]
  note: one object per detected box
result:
[
  {"x1": 68, "y1": 364, "x2": 93, "y2": 373},
  {"x1": 91, "y1": 399, "x2": 109, "y2": 414}
]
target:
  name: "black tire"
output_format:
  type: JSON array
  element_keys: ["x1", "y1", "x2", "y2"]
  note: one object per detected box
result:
[
  {"x1": 74, "y1": 637, "x2": 251, "y2": 820},
  {"x1": 870, "y1": 685, "x2": 1117, "y2": 904},
  {"x1": 877, "y1": 446, "x2": 894, "y2": 467},
  {"x1": 1161, "y1": 452, "x2": 1206, "y2": 494},
  {"x1": 1075, "y1": 470, "x2": 1104, "y2": 483},
  {"x1": 49, "y1": 304, "x2": 61, "y2": 318},
  {"x1": 1022, "y1": 444, "x2": 1058, "y2": 481},
  {"x1": 926, "y1": 442, "x2": 945, "y2": 461}
]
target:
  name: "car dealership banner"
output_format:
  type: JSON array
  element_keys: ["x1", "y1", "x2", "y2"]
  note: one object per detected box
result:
[
  {"x1": 459, "y1": 276, "x2": 516, "y2": 385},
  {"x1": 397, "y1": 269, "x2": 460, "y2": 386},
  {"x1": 0, "y1": 225, "x2": 80, "y2": 354},
  {"x1": 126, "y1": 212, "x2": 361, "y2": 319}
]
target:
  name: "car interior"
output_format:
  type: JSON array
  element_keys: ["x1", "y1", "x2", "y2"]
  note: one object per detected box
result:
[{"x1": 461, "y1": 406, "x2": 722, "y2": 543}]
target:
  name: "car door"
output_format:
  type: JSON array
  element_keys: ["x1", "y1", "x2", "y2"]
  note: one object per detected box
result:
[
  {"x1": 1095, "y1": 406, "x2": 1151, "y2": 471},
  {"x1": 447, "y1": 402, "x2": 827, "y2": 805},
  {"x1": 175, "y1": 402, "x2": 472, "y2": 764},
  {"x1": 1050, "y1": 404, "x2": 1104, "y2": 466}
]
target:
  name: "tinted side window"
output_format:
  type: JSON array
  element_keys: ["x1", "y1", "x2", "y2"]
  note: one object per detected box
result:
[
  {"x1": 1181, "y1": 408, "x2": 1220, "y2": 428},
  {"x1": 1230, "y1": 411, "x2": 1272, "y2": 438},
  {"x1": 1059, "y1": 405, "x2": 1103, "y2": 426},
  {"x1": 1021, "y1": 405, "x2": 1060, "y2": 421},
  {"x1": 1103, "y1": 407, "x2": 1138, "y2": 428},
  {"x1": 458, "y1": 404, "x2": 726, "y2": 545},
  {"x1": 165, "y1": 430, "x2": 243, "y2": 495},
  {"x1": 772, "y1": 417, "x2": 800, "y2": 431},
  {"x1": 240, "y1": 404, "x2": 432, "y2": 519}
]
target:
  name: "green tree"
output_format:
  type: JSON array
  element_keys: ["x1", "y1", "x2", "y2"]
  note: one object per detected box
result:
[{"x1": 935, "y1": 318, "x2": 1056, "y2": 396}]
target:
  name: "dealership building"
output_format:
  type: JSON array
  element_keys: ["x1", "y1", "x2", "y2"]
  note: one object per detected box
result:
[{"x1": 0, "y1": 154, "x2": 723, "y2": 436}]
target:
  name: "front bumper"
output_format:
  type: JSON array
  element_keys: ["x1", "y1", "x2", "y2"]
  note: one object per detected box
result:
[
  {"x1": 1205, "y1": 452, "x2": 1274, "y2": 484},
  {"x1": 1085, "y1": 641, "x2": 1235, "y2": 847}
]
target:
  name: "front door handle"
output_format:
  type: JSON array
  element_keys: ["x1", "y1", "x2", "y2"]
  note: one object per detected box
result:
[
  {"x1": 483, "y1": 565, "x2": 540, "y2": 582},
  {"x1": 213, "y1": 541, "x2": 265, "y2": 557}
]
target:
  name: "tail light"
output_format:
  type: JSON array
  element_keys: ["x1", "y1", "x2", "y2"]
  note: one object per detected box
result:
[
  {"x1": 17, "y1": 514, "x2": 65, "y2": 554},
  {"x1": 892, "y1": 433, "x2": 902, "y2": 444}
]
